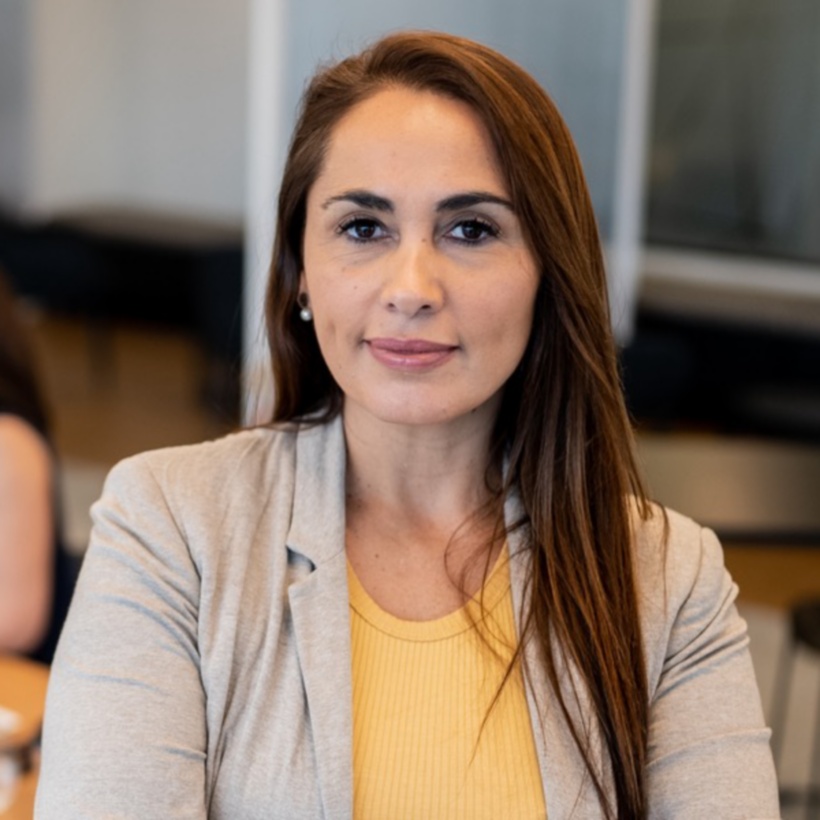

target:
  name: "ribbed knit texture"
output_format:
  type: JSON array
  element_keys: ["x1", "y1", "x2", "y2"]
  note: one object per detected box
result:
[{"x1": 348, "y1": 549, "x2": 547, "y2": 819}]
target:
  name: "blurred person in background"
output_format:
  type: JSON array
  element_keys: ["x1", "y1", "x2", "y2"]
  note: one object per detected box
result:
[
  {"x1": 0, "y1": 270, "x2": 75, "y2": 663},
  {"x1": 37, "y1": 32, "x2": 778, "y2": 819}
]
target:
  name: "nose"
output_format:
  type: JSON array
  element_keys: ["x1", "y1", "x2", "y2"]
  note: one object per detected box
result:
[{"x1": 380, "y1": 240, "x2": 444, "y2": 316}]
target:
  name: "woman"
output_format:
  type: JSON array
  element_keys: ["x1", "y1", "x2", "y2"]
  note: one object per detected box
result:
[
  {"x1": 0, "y1": 271, "x2": 74, "y2": 663},
  {"x1": 37, "y1": 32, "x2": 778, "y2": 818}
]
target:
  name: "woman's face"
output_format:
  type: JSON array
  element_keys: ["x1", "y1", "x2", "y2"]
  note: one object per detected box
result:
[{"x1": 301, "y1": 86, "x2": 539, "y2": 432}]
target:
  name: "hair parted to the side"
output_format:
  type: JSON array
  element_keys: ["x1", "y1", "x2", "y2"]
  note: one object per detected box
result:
[{"x1": 266, "y1": 30, "x2": 652, "y2": 819}]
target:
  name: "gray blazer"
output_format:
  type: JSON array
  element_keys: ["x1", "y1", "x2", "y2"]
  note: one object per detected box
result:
[{"x1": 36, "y1": 418, "x2": 780, "y2": 819}]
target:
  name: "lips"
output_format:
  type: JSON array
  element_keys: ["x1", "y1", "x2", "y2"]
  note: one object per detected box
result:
[{"x1": 366, "y1": 337, "x2": 458, "y2": 370}]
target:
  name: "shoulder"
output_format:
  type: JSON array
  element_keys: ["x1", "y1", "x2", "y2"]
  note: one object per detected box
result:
[
  {"x1": 0, "y1": 413, "x2": 51, "y2": 492},
  {"x1": 631, "y1": 501, "x2": 740, "y2": 686},
  {"x1": 102, "y1": 424, "x2": 299, "y2": 505},
  {"x1": 94, "y1": 425, "x2": 303, "y2": 547},
  {"x1": 97, "y1": 418, "x2": 346, "y2": 524},
  {"x1": 632, "y1": 501, "x2": 725, "y2": 595},
  {"x1": 631, "y1": 501, "x2": 728, "y2": 625},
  {"x1": 86, "y1": 424, "x2": 316, "y2": 583},
  {"x1": 0, "y1": 412, "x2": 50, "y2": 456}
]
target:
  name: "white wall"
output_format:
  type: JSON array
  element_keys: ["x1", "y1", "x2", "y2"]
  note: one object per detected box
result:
[
  {"x1": 114, "y1": 0, "x2": 248, "y2": 218},
  {"x1": 0, "y1": 0, "x2": 248, "y2": 220},
  {"x1": 26, "y1": 0, "x2": 123, "y2": 215}
]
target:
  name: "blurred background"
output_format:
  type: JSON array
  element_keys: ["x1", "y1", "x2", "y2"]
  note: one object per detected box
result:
[{"x1": 0, "y1": 0, "x2": 819, "y2": 812}]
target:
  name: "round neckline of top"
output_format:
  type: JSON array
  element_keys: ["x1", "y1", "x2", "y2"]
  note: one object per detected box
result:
[{"x1": 346, "y1": 544, "x2": 512, "y2": 642}]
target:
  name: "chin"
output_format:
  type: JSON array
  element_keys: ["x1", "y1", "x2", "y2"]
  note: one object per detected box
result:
[
  {"x1": 344, "y1": 390, "x2": 498, "y2": 430},
  {"x1": 369, "y1": 403, "x2": 455, "y2": 427}
]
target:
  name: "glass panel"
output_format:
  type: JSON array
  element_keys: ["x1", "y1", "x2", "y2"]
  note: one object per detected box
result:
[
  {"x1": 491, "y1": 0, "x2": 628, "y2": 239},
  {"x1": 647, "y1": 0, "x2": 820, "y2": 263}
]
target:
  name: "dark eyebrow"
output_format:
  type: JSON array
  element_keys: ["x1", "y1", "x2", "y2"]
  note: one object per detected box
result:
[
  {"x1": 321, "y1": 191, "x2": 393, "y2": 211},
  {"x1": 321, "y1": 190, "x2": 514, "y2": 213},
  {"x1": 436, "y1": 192, "x2": 514, "y2": 212}
]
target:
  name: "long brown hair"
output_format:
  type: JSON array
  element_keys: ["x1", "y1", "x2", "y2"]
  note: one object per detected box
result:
[{"x1": 266, "y1": 31, "x2": 651, "y2": 818}]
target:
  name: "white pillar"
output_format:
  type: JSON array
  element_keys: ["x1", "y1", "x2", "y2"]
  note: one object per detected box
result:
[
  {"x1": 243, "y1": 0, "x2": 288, "y2": 422},
  {"x1": 608, "y1": 0, "x2": 658, "y2": 344}
]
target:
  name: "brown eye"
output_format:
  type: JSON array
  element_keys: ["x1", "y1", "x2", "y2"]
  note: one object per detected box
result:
[
  {"x1": 338, "y1": 218, "x2": 386, "y2": 243},
  {"x1": 447, "y1": 219, "x2": 499, "y2": 244}
]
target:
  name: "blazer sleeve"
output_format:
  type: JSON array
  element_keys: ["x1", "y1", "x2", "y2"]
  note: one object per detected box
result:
[
  {"x1": 36, "y1": 454, "x2": 208, "y2": 819},
  {"x1": 644, "y1": 521, "x2": 781, "y2": 819}
]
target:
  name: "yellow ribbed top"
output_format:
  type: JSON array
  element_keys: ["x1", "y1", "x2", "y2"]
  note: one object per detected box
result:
[{"x1": 348, "y1": 549, "x2": 547, "y2": 819}]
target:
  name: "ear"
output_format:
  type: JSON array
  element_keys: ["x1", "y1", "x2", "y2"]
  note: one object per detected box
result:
[{"x1": 298, "y1": 271, "x2": 307, "y2": 299}]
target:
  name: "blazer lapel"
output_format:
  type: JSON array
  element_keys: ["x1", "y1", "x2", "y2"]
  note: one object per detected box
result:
[
  {"x1": 286, "y1": 418, "x2": 353, "y2": 820},
  {"x1": 288, "y1": 554, "x2": 352, "y2": 820}
]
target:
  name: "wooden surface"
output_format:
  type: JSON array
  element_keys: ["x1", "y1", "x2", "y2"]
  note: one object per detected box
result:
[
  {"x1": 0, "y1": 766, "x2": 38, "y2": 820},
  {"x1": 724, "y1": 545, "x2": 820, "y2": 610},
  {"x1": 0, "y1": 657, "x2": 49, "y2": 753},
  {"x1": 29, "y1": 314, "x2": 233, "y2": 465},
  {"x1": 0, "y1": 656, "x2": 48, "y2": 819}
]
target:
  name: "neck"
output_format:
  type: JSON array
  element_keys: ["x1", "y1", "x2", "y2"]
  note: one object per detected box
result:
[
  {"x1": 342, "y1": 401, "x2": 500, "y2": 527},
  {"x1": 341, "y1": 400, "x2": 506, "y2": 616}
]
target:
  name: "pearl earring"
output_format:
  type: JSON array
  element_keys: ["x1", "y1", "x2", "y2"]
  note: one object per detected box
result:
[{"x1": 298, "y1": 295, "x2": 313, "y2": 322}]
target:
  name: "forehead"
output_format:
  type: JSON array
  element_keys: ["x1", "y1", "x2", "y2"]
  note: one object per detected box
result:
[{"x1": 312, "y1": 86, "x2": 507, "y2": 196}]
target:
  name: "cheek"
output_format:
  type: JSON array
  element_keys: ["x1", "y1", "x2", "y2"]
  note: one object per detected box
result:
[
  {"x1": 493, "y1": 312, "x2": 533, "y2": 367},
  {"x1": 306, "y1": 279, "x2": 366, "y2": 370},
  {"x1": 474, "y1": 280, "x2": 537, "y2": 354},
  {"x1": 311, "y1": 281, "x2": 357, "y2": 332}
]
